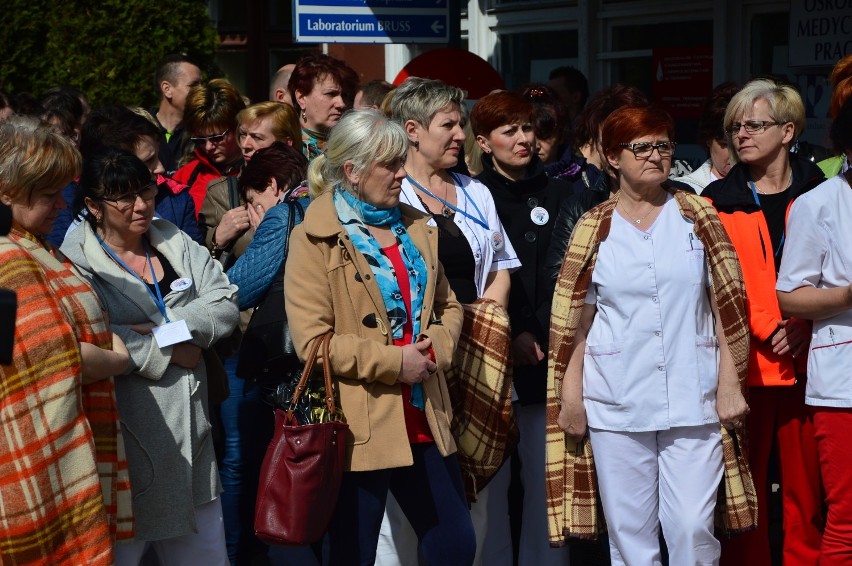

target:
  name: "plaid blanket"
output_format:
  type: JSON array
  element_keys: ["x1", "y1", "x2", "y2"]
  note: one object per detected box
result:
[
  {"x1": 545, "y1": 190, "x2": 757, "y2": 544},
  {"x1": 0, "y1": 232, "x2": 114, "y2": 565},
  {"x1": 445, "y1": 298, "x2": 517, "y2": 500}
]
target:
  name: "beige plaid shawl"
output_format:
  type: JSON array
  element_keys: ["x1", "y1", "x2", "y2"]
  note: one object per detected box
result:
[
  {"x1": 445, "y1": 298, "x2": 517, "y2": 500},
  {"x1": 545, "y1": 190, "x2": 757, "y2": 544}
]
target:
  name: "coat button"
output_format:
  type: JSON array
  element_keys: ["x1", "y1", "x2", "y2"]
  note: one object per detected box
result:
[
  {"x1": 524, "y1": 231, "x2": 536, "y2": 243},
  {"x1": 527, "y1": 197, "x2": 539, "y2": 208}
]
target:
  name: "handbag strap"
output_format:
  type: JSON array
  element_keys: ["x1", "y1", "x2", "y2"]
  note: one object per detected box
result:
[
  {"x1": 286, "y1": 332, "x2": 337, "y2": 418},
  {"x1": 227, "y1": 175, "x2": 240, "y2": 209}
]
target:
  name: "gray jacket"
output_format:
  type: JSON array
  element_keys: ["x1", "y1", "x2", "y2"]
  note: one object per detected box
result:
[{"x1": 61, "y1": 219, "x2": 239, "y2": 541}]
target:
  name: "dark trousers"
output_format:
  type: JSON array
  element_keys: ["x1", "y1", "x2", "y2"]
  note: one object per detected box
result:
[{"x1": 328, "y1": 443, "x2": 476, "y2": 566}]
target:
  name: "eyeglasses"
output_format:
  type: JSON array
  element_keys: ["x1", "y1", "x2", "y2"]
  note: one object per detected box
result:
[
  {"x1": 99, "y1": 185, "x2": 157, "y2": 208},
  {"x1": 190, "y1": 129, "x2": 229, "y2": 146},
  {"x1": 725, "y1": 121, "x2": 780, "y2": 136},
  {"x1": 619, "y1": 141, "x2": 676, "y2": 158}
]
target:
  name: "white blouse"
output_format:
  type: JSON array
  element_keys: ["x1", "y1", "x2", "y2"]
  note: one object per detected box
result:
[
  {"x1": 583, "y1": 195, "x2": 720, "y2": 432},
  {"x1": 400, "y1": 173, "x2": 521, "y2": 298},
  {"x1": 776, "y1": 174, "x2": 852, "y2": 408}
]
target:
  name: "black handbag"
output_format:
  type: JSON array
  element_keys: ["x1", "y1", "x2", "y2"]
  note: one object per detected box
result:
[{"x1": 235, "y1": 199, "x2": 304, "y2": 384}]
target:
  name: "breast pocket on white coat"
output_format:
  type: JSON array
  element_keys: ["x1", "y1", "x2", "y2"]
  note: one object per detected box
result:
[
  {"x1": 583, "y1": 342, "x2": 624, "y2": 405},
  {"x1": 686, "y1": 235, "x2": 707, "y2": 284}
]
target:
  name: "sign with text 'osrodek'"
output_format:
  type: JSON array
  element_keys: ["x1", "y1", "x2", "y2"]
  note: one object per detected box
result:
[{"x1": 294, "y1": 0, "x2": 449, "y2": 43}]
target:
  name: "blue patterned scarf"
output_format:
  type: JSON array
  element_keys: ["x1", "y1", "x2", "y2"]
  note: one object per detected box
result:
[{"x1": 334, "y1": 188, "x2": 429, "y2": 409}]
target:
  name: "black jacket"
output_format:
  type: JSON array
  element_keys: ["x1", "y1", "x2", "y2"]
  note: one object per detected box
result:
[
  {"x1": 703, "y1": 151, "x2": 826, "y2": 214},
  {"x1": 477, "y1": 154, "x2": 571, "y2": 405}
]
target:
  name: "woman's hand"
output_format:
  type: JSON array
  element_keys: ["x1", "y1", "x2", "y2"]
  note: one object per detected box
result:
[
  {"x1": 398, "y1": 338, "x2": 437, "y2": 385},
  {"x1": 79, "y1": 333, "x2": 131, "y2": 383},
  {"x1": 111, "y1": 333, "x2": 130, "y2": 365},
  {"x1": 770, "y1": 318, "x2": 810, "y2": 358},
  {"x1": 171, "y1": 343, "x2": 202, "y2": 369},
  {"x1": 248, "y1": 202, "x2": 265, "y2": 230},
  {"x1": 558, "y1": 395, "x2": 588, "y2": 441},
  {"x1": 512, "y1": 331, "x2": 544, "y2": 367},
  {"x1": 214, "y1": 206, "x2": 251, "y2": 248},
  {"x1": 717, "y1": 385, "x2": 749, "y2": 430}
]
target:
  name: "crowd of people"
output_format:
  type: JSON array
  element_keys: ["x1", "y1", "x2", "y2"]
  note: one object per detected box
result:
[{"x1": 1, "y1": 49, "x2": 851, "y2": 566}]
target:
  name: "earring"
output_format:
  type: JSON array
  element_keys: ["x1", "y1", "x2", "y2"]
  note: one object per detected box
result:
[
  {"x1": 412, "y1": 140, "x2": 420, "y2": 149},
  {"x1": 301, "y1": 108, "x2": 307, "y2": 123}
]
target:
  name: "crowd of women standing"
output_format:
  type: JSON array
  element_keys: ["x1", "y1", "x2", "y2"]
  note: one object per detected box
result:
[{"x1": 3, "y1": 51, "x2": 852, "y2": 566}]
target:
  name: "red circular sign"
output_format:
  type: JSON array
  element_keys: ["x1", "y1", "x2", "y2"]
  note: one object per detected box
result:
[{"x1": 393, "y1": 48, "x2": 505, "y2": 100}]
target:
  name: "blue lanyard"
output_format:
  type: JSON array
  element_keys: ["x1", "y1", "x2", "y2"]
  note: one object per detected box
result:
[
  {"x1": 96, "y1": 234, "x2": 170, "y2": 322},
  {"x1": 748, "y1": 180, "x2": 786, "y2": 262},
  {"x1": 406, "y1": 174, "x2": 490, "y2": 230}
]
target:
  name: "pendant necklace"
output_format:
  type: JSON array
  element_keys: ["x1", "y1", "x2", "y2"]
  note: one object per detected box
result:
[
  {"x1": 618, "y1": 193, "x2": 664, "y2": 225},
  {"x1": 407, "y1": 175, "x2": 453, "y2": 217}
]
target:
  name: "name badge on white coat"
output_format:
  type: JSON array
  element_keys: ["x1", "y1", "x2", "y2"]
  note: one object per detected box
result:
[
  {"x1": 152, "y1": 319, "x2": 193, "y2": 348},
  {"x1": 170, "y1": 277, "x2": 192, "y2": 292}
]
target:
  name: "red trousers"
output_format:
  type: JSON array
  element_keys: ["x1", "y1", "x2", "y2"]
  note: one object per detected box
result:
[
  {"x1": 720, "y1": 381, "x2": 823, "y2": 566},
  {"x1": 812, "y1": 407, "x2": 852, "y2": 565}
]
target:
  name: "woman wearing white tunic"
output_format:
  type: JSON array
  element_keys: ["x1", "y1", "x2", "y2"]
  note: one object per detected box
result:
[
  {"x1": 776, "y1": 99, "x2": 852, "y2": 564},
  {"x1": 556, "y1": 105, "x2": 749, "y2": 565}
]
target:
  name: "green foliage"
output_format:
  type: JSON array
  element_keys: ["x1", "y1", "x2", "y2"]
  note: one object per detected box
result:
[{"x1": 0, "y1": 0, "x2": 219, "y2": 107}]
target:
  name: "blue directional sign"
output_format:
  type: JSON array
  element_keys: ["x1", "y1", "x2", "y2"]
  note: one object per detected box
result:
[{"x1": 294, "y1": 0, "x2": 449, "y2": 43}]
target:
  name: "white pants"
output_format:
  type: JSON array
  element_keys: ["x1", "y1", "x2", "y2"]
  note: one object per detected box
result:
[
  {"x1": 115, "y1": 498, "x2": 229, "y2": 566},
  {"x1": 589, "y1": 424, "x2": 723, "y2": 566},
  {"x1": 515, "y1": 402, "x2": 571, "y2": 566}
]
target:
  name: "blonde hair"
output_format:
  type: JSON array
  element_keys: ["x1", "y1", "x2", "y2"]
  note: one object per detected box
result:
[
  {"x1": 237, "y1": 101, "x2": 301, "y2": 146},
  {"x1": 724, "y1": 78, "x2": 805, "y2": 154},
  {"x1": 307, "y1": 109, "x2": 408, "y2": 198},
  {"x1": 0, "y1": 116, "x2": 81, "y2": 204}
]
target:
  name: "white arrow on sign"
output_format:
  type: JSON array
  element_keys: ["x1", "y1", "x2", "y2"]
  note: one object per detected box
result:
[{"x1": 431, "y1": 20, "x2": 444, "y2": 34}]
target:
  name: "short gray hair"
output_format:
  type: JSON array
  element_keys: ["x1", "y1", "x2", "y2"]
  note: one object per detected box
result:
[
  {"x1": 307, "y1": 109, "x2": 409, "y2": 197},
  {"x1": 390, "y1": 77, "x2": 466, "y2": 128}
]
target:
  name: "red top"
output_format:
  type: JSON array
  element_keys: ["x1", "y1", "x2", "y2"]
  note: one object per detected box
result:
[{"x1": 383, "y1": 244, "x2": 433, "y2": 444}]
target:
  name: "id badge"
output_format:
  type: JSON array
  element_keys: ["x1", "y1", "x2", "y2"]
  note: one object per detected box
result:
[{"x1": 152, "y1": 319, "x2": 192, "y2": 348}]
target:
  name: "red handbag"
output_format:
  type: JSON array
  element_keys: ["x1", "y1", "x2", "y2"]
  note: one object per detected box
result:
[{"x1": 254, "y1": 332, "x2": 349, "y2": 545}]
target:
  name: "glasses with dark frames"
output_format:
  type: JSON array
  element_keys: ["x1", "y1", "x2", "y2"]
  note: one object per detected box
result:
[
  {"x1": 619, "y1": 141, "x2": 676, "y2": 158},
  {"x1": 99, "y1": 184, "x2": 157, "y2": 208}
]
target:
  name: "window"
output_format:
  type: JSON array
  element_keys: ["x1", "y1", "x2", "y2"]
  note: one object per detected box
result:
[{"x1": 498, "y1": 29, "x2": 577, "y2": 89}]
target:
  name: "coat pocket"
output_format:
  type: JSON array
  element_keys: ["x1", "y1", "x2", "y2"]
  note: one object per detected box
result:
[
  {"x1": 695, "y1": 335, "x2": 720, "y2": 399},
  {"x1": 583, "y1": 342, "x2": 624, "y2": 405},
  {"x1": 120, "y1": 422, "x2": 155, "y2": 498}
]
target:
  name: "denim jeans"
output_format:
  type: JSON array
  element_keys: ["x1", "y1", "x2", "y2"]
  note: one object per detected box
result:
[{"x1": 218, "y1": 355, "x2": 272, "y2": 565}]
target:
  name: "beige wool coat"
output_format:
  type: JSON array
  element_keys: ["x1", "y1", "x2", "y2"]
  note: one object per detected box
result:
[{"x1": 284, "y1": 190, "x2": 463, "y2": 471}]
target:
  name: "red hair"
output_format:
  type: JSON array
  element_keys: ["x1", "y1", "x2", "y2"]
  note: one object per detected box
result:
[
  {"x1": 470, "y1": 91, "x2": 532, "y2": 137},
  {"x1": 287, "y1": 54, "x2": 359, "y2": 107},
  {"x1": 600, "y1": 105, "x2": 675, "y2": 157},
  {"x1": 830, "y1": 54, "x2": 852, "y2": 119}
]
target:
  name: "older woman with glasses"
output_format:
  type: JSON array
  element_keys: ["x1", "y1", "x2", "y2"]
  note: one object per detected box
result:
[
  {"x1": 703, "y1": 78, "x2": 826, "y2": 566},
  {"x1": 172, "y1": 79, "x2": 246, "y2": 217},
  {"x1": 549, "y1": 104, "x2": 752, "y2": 564},
  {"x1": 61, "y1": 149, "x2": 239, "y2": 565}
]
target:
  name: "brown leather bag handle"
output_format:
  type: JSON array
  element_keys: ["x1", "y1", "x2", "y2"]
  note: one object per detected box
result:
[{"x1": 286, "y1": 332, "x2": 337, "y2": 420}]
